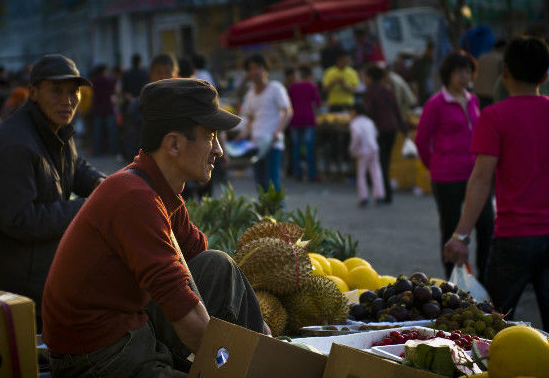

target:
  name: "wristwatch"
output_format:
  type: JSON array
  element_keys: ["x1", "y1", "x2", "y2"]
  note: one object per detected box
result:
[{"x1": 452, "y1": 233, "x2": 471, "y2": 245}]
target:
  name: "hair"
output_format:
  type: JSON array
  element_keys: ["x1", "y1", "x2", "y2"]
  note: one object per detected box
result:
[
  {"x1": 131, "y1": 53, "x2": 142, "y2": 68},
  {"x1": 438, "y1": 50, "x2": 477, "y2": 87},
  {"x1": 141, "y1": 118, "x2": 196, "y2": 153},
  {"x1": 504, "y1": 36, "x2": 549, "y2": 84},
  {"x1": 352, "y1": 102, "x2": 367, "y2": 115},
  {"x1": 365, "y1": 65, "x2": 384, "y2": 82},
  {"x1": 150, "y1": 53, "x2": 178, "y2": 72},
  {"x1": 178, "y1": 57, "x2": 194, "y2": 78},
  {"x1": 244, "y1": 54, "x2": 269, "y2": 71},
  {"x1": 284, "y1": 67, "x2": 295, "y2": 77},
  {"x1": 192, "y1": 54, "x2": 206, "y2": 70},
  {"x1": 299, "y1": 65, "x2": 312, "y2": 78}
]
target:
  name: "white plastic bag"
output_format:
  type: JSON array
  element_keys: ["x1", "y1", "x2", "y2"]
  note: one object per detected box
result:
[
  {"x1": 401, "y1": 137, "x2": 418, "y2": 158},
  {"x1": 449, "y1": 263, "x2": 490, "y2": 302}
]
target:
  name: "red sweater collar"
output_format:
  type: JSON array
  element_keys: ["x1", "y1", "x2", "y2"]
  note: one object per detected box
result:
[{"x1": 127, "y1": 149, "x2": 183, "y2": 216}]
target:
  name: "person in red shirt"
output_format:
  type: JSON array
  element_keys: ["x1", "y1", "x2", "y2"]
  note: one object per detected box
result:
[
  {"x1": 444, "y1": 37, "x2": 549, "y2": 331},
  {"x1": 42, "y1": 79, "x2": 268, "y2": 376}
]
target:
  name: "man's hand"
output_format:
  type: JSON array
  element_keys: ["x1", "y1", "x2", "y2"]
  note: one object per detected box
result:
[{"x1": 444, "y1": 238, "x2": 469, "y2": 266}]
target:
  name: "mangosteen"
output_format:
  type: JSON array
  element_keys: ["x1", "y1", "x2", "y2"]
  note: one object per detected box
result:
[
  {"x1": 421, "y1": 301, "x2": 441, "y2": 318},
  {"x1": 370, "y1": 298, "x2": 385, "y2": 315},
  {"x1": 383, "y1": 285, "x2": 396, "y2": 301},
  {"x1": 477, "y1": 301, "x2": 494, "y2": 314},
  {"x1": 460, "y1": 300, "x2": 473, "y2": 309},
  {"x1": 377, "y1": 286, "x2": 386, "y2": 298},
  {"x1": 349, "y1": 303, "x2": 367, "y2": 320},
  {"x1": 413, "y1": 285, "x2": 433, "y2": 303},
  {"x1": 441, "y1": 308, "x2": 454, "y2": 317},
  {"x1": 410, "y1": 272, "x2": 429, "y2": 285},
  {"x1": 448, "y1": 293, "x2": 461, "y2": 309},
  {"x1": 399, "y1": 290, "x2": 414, "y2": 309},
  {"x1": 393, "y1": 278, "x2": 413, "y2": 294},
  {"x1": 376, "y1": 309, "x2": 388, "y2": 321},
  {"x1": 384, "y1": 314, "x2": 398, "y2": 323},
  {"x1": 386, "y1": 294, "x2": 398, "y2": 308},
  {"x1": 458, "y1": 289, "x2": 470, "y2": 300},
  {"x1": 359, "y1": 290, "x2": 378, "y2": 305},
  {"x1": 440, "y1": 281, "x2": 453, "y2": 293},
  {"x1": 394, "y1": 305, "x2": 411, "y2": 322},
  {"x1": 430, "y1": 285, "x2": 442, "y2": 302}
]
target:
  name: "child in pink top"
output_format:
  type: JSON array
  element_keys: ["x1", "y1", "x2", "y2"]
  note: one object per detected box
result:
[
  {"x1": 348, "y1": 102, "x2": 385, "y2": 207},
  {"x1": 444, "y1": 37, "x2": 549, "y2": 331}
]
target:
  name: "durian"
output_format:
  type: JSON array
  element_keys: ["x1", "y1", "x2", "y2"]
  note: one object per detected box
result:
[
  {"x1": 255, "y1": 291, "x2": 288, "y2": 337},
  {"x1": 234, "y1": 237, "x2": 312, "y2": 296},
  {"x1": 237, "y1": 221, "x2": 304, "y2": 250},
  {"x1": 283, "y1": 276, "x2": 349, "y2": 334}
]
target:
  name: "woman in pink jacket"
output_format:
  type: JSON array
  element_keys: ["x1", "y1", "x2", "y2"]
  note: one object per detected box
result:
[{"x1": 415, "y1": 51, "x2": 494, "y2": 281}]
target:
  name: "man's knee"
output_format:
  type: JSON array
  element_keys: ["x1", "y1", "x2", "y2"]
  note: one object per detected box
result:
[{"x1": 188, "y1": 250, "x2": 236, "y2": 276}]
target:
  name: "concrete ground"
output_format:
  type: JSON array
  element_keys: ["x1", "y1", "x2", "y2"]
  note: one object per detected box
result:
[{"x1": 86, "y1": 154, "x2": 543, "y2": 329}]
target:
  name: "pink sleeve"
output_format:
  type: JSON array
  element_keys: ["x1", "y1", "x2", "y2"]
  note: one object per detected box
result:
[
  {"x1": 415, "y1": 97, "x2": 439, "y2": 169},
  {"x1": 471, "y1": 109, "x2": 500, "y2": 157}
]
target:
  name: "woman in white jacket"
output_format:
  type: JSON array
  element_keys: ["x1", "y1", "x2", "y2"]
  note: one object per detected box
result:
[{"x1": 348, "y1": 102, "x2": 385, "y2": 207}]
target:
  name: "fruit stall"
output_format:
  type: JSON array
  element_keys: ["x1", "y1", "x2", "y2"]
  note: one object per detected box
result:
[{"x1": 2, "y1": 188, "x2": 548, "y2": 378}]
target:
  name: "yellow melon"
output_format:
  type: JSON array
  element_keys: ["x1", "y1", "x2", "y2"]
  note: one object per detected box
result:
[
  {"x1": 346, "y1": 265, "x2": 381, "y2": 291},
  {"x1": 343, "y1": 257, "x2": 371, "y2": 272},
  {"x1": 309, "y1": 253, "x2": 332, "y2": 276},
  {"x1": 325, "y1": 275, "x2": 350, "y2": 293},
  {"x1": 310, "y1": 258, "x2": 324, "y2": 276},
  {"x1": 327, "y1": 258, "x2": 349, "y2": 283}
]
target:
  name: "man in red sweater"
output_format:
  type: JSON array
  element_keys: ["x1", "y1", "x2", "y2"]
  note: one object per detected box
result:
[{"x1": 42, "y1": 79, "x2": 267, "y2": 377}]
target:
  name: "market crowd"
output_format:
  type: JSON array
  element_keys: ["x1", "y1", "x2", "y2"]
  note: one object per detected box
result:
[{"x1": 0, "y1": 22, "x2": 548, "y2": 377}]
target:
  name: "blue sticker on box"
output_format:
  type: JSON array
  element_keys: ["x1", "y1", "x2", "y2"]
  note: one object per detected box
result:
[{"x1": 216, "y1": 348, "x2": 229, "y2": 368}]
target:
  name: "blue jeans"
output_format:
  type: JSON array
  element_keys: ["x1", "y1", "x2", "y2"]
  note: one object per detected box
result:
[
  {"x1": 93, "y1": 114, "x2": 119, "y2": 155},
  {"x1": 253, "y1": 147, "x2": 282, "y2": 192},
  {"x1": 290, "y1": 127, "x2": 317, "y2": 180},
  {"x1": 485, "y1": 235, "x2": 549, "y2": 331}
]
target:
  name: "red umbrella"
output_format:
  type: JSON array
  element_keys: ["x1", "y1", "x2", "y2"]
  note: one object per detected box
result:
[{"x1": 221, "y1": 0, "x2": 390, "y2": 47}]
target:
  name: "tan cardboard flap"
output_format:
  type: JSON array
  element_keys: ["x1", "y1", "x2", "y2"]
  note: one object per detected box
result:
[
  {"x1": 323, "y1": 344, "x2": 444, "y2": 378},
  {"x1": 189, "y1": 318, "x2": 327, "y2": 378},
  {"x1": 189, "y1": 318, "x2": 261, "y2": 377}
]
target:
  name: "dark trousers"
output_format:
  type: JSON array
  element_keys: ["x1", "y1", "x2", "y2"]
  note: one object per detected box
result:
[
  {"x1": 377, "y1": 131, "x2": 396, "y2": 203},
  {"x1": 485, "y1": 236, "x2": 549, "y2": 331},
  {"x1": 49, "y1": 250, "x2": 264, "y2": 377},
  {"x1": 431, "y1": 180, "x2": 494, "y2": 281}
]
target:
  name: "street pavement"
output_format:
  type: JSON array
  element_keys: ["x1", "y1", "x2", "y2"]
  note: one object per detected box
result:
[{"x1": 85, "y1": 153, "x2": 542, "y2": 329}]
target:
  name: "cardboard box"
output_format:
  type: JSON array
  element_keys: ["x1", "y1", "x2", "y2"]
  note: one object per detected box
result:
[
  {"x1": 0, "y1": 291, "x2": 38, "y2": 378},
  {"x1": 322, "y1": 343, "x2": 443, "y2": 378},
  {"x1": 188, "y1": 318, "x2": 327, "y2": 378}
]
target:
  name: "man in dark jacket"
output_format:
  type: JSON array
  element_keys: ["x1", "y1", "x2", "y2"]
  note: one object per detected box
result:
[{"x1": 0, "y1": 54, "x2": 105, "y2": 329}]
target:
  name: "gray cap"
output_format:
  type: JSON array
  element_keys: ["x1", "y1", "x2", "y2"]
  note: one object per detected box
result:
[
  {"x1": 139, "y1": 78, "x2": 241, "y2": 131},
  {"x1": 30, "y1": 54, "x2": 92, "y2": 87}
]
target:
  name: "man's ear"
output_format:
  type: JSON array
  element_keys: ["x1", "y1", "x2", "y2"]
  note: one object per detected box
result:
[{"x1": 162, "y1": 132, "x2": 186, "y2": 158}]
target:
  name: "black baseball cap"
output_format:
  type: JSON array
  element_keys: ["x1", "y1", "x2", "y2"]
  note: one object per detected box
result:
[
  {"x1": 30, "y1": 54, "x2": 92, "y2": 87},
  {"x1": 140, "y1": 78, "x2": 241, "y2": 131}
]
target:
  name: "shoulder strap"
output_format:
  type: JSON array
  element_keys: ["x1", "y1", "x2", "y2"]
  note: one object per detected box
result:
[{"x1": 126, "y1": 168, "x2": 153, "y2": 189}]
